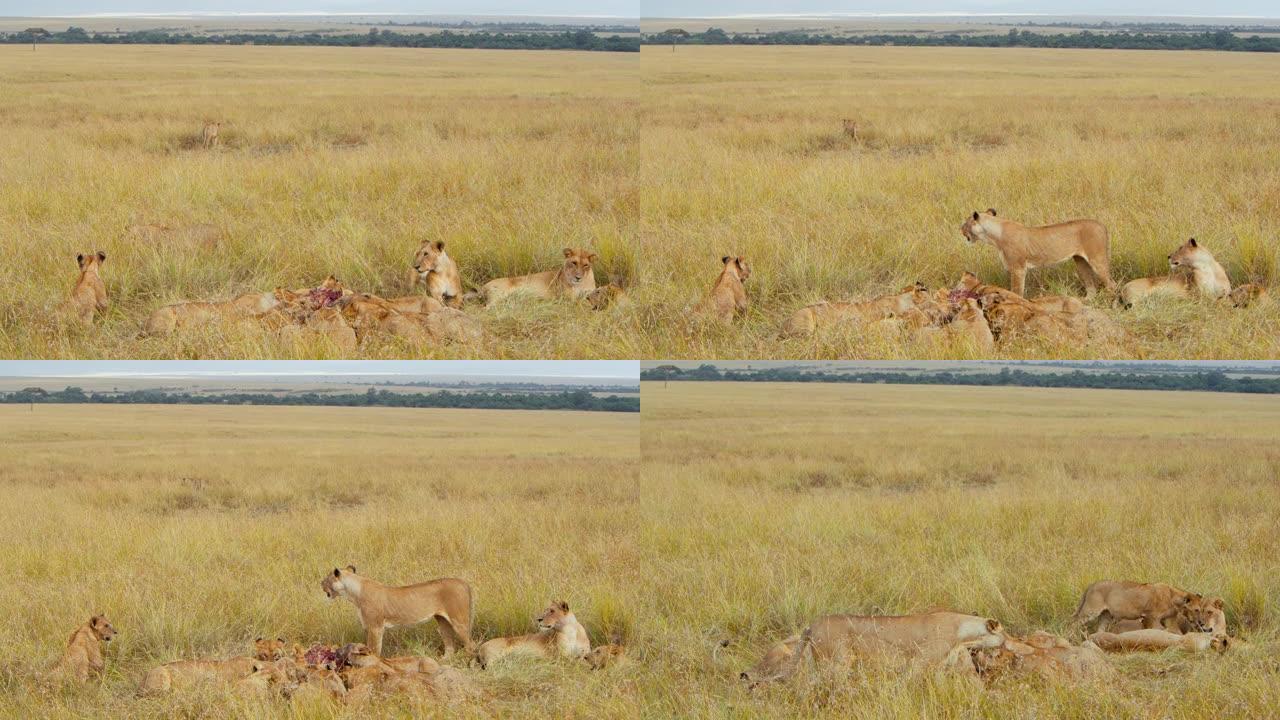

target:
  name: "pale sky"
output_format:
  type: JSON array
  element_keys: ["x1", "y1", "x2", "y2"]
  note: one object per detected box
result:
[
  {"x1": 3, "y1": 1, "x2": 639, "y2": 18},
  {"x1": 0, "y1": 361, "x2": 639, "y2": 380},
  {"x1": 645, "y1": 1, "x2": 1277, "y2": 18}
]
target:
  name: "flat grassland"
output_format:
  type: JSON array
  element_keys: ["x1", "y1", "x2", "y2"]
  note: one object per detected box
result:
[
  {"x1": 0, "y1": 45, "x2": 637, "y2": 359},
  {"x1": 641, "y1": 381, "x2": 1280, "y2": 718},
  {"x1": 0, "y1": 404, "x2": 640, "y2": 718},
  {"x1": 638, "y1": 46, "x2": 1280, "y2": 359}
]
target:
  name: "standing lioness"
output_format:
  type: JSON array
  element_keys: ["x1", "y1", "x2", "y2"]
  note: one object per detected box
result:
[
  {"x1": 961, "y1": 209, "x2": 1116, "y2": 297},
  {"x1": 321, "y1": 566, "x2": 474, "y2": 657}
]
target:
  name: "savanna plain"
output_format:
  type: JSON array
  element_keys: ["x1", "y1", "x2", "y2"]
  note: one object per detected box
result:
[
  {"x1": 638, "y1": 46, "x2": 1280, "y2": 359},
  {"x1": 642, "y1": 381, "x2": 1280, "y2": 718},
  {"x1": 0, "y1": 403, "x2": 641, "y2": 718},
  {"x1": 0, "y1": 45, "x2": 638, "y2": 359}
]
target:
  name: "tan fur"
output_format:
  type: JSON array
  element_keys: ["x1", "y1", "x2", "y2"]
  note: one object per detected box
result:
[
  {"x1": 743, "y1": 611, "x2": 1005, "y2": 687},
  {"x1": 62, "y1": 252, "x2": 109, "y2": 324},
  {"x1": 584, "y1": 643, "x2": 628, "y2": 669},
  {"x1": 480, "y1": 248, "x2": 597, "y2": 304},
  {"x1": 142, "y1": 291, "x2": 282, "y2": 336},
  {"x1": 139, "y1": 657, "x2": 257, "y2": 694},
  {"x1": 1109, "y1": 597, "x2": 1227, "y2": 635},
  {"x1": 1121, "y1": 238, "x2": 1231, "y2": 306},
  {"x1": 1230, "y1": 283, "x2": 1270, "y2": 308},
  {"x1": 1089, "y1": 629, "x2": 1230, "y2": 654},
  {"x1": 1073, "y1": 580, "x2": 1217, "y2": 634},
  {"x1": 781, "y1": 283, "x2": 934, "y2": 337},
  {"x1": 321, "y1": 566, "x2": 474, "y2": 657},
  {"x1": 916, "y1": 297, "x2": 994, "y2": 352},
  {"x1": 51, "y1": 615, "x2": 116, "y2": 683},
  {"x1": 961, "y1": 209, "x2": 1116, "y2": 297},
  {"x1": 297, "y1": 306, "x2": 357, "y2": 351},
  {"x1": 201, "y1": 121, "x2": 221, "y2": 148},
  {"x1": 338, "y1": 293, "x2": 481, "y2": 345},
  {"x1": 971, "y1": 633, "x2": 1112, "y2": 682},
  {"x1": 476, "y1": 601, "x2": 590, "y2": 669},
  {"x1": 740, "y1": 634, "x2": 802, "y2": 689},
  {"x1": 411, "y1": 240, "x2": 464, "y2": 308},
  {"x1": 585, "y1": 277, "x2": 629, "y2": 310},
  {"x1": 841, "y1": 118, "x2": 859, "y2": 141},
  {"x1": 698, "y1": 256, "x2": 751, "y2": 322}
]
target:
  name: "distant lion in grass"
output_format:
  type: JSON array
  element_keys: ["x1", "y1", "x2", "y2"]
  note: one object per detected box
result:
[
  {"x1": 62, "y1": 251, "x2": 109, "y2": 325},
  {"x1": 321, "y1": 566, "x2": 475, "y2": 657},
  {"x1": 841, "y1": 118, "x2": 859, "y2": 141},
  {"x1": 697, "y1": 256, "x2": 750, "y2": 323},
  {"x1": 411, "y1": 240, "x2": 464, "y2": 308},
  {"x1": 961, "y1": 209, "x2": 1116, "y2": 297},
  {"x1": 477, "y1": 248, "x2": 597, "y2": 304},
  {"x1": 476, "y1": 600, "x2": 591, "y2": 669},
  {"x1": 1120, "y1": 238, "x2": 1231, "y2": 306},
  {"x1": 201, "y1": 121, "x2": 221, "y2": 148},
  {"x1": 50, "y1": 614, "x2": 116, "y2": 683}
]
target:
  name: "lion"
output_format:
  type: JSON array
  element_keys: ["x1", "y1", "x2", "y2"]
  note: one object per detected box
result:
[
  {"x1": 961, "y1": 209, "x2": 1116, "y2": 297},
  {"x1": 478, "y1": 248, "x2": 597, "y2": 304},
  {"x1": 585, "y1": 275, "x2": 629, "y2": 311},
  {"x1": 741, "y1": 611, "x2": 1005, "y2": 687},
  {"x1": 698, "y1": 256, "x2": 751, "y2": 323},
  {"x1": 411, "y1": 240, "x2": 464, "y2": 308},
  {"x1": 1120, "y1": 238, "x2": 1231, "y2": 306},
  {"x1": 339, "y1": 641, "x2": 441, "y2": 675},
  {"x1": 1108, "y1": 596, "x2": 1226, "y2": 635},
  {"x1": 970, "y1": 632, "x2": 1112, "y2": 682},
  {"x1": 841, "y1": 118, "x2": 859, "y2": 141},
  {"x1": 285, "y1": 665, "x2": 348, "y2": 701},
  {"x1": 781, "y1": 283, "x2": 935, "y2": 337},
  {"x1": 1089, "y1": 629, "x2": 1230, "y2": 654},
  {"x1": 1072, "y1": 580, "x2": 1216, "y2": 634},
  {"x1": 1229, "y1": 283, "x2": 1270, "y2": 308},
  {"x1": 138, "y1": 637, "x2": 286, "y2": 694},
  {"x1": 916, "y1": 296, "x2": 995, "y2": 352},
  {"x1": 295, "y1": 306, "x2": 357, "y2": 351},
  {"x1": 584, "y1": 642, "x2": 628, "y2": 670},
  {"x1": 50, "y1": 614, "x2": 116, "y2": 683},
  {"x1": 337, "y1": 293, "x2": 481, "y2": 345},
  {"x1": 321, "y1": 566, "x2": 474, "y2": 657},
  {"x1": 142, "y1": 290, "x2": 283, "y2": 336},
  {"x1": 476, "y1": 601, "x2": 591, "y2": 669},
  {"x1": 62, "y1": 251, "x2": 109, "y2": 324},
  {"x1": 980, "y1": 293, "x2": 1088, "y2": 345},
  {"x1": 201, "y1": 121, "x2": 221, "y2": 148}
]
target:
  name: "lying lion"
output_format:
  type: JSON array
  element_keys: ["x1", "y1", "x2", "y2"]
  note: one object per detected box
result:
[
  {"x1": 697, "y1": 256, "x2": 751, "y2": 323},
  {"x1": 1229, "y1": 283, "x2": 1270, "y2": 308},
  {"x1": 781, "y1": 282, "x2": 937, "y2": 337},
  {"x1": 1073, "y1": 580, "x2": 1219, "y2": 634},
  {"x1": 1089, "y1": 629, "x2": 1230, "y2": 654},
  {"x1": 741, "y1": 610, "x2": 1006, "y2": 687},
  {"x1": 1108, "y1": 596, "x2": 1226, "y2": 635},
  {"x1": 50, "y1": 614, "x2": 117, "y2": 683},
  {"x1": 476, "y1": 601, "x2": 591, "y2": 669},
  {"x1": 139, "y1": 637, "x2": 287, "y2": 693},
  {"x1": 1121, "y1": 238, "x2": 1231, "y2": 306},
  {"x1": 62, "y1": 252, "x2": 109, "y2": 325},
  {"x1": 970, "y1": 631, "x2": 1112, "y2": 682},
  {"x1": 478, "y1": 247, "x2": 597, "y2": 304}
]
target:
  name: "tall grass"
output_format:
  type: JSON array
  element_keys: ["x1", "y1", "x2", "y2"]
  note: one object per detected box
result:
[
  {"x1": 640, "y1": 381, "x2": 1280, "y2": 718},
  {"x1": 636, "y1": 46, "x2": 1280, "y2": 359},
  {"x1": 0, "y1": 46, "x2": 639, "y2": 359},
  {"x1": 0, "y1": 404, "x2": 640, "y2": 719}
]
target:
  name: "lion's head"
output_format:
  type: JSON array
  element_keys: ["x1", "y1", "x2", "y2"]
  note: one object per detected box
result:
[
  {"x1": 1168, "y1": 237, "x2": 1209, "y2": 270},
  {"x1": 536, "y1": 601, "x2": 573, "y2": 631},
  {"x1": 338, "y1": 643, "x2": 379, "y2": 668},
  {"x1": 255, "y1": 637, "x2": 287, "y2": 661},
  {"x1": 1176, "y1": 594, "x2": 1224, "y2": 633},
  {"x1": 76, "y1": 251, "x2": 107, "y2": 272},
  {"x1": 559, "y1": 248, "x2": 598, "y2": 286},
  {"x1": 413, "y1": 241, "x2": 448, "y2": 277},
  {"x1": 960, "y1": 209, "x2": 998, "y2": 243},
  {"x1": 321, "y1": 566, "x2": 358, "y2": 600},
  {"x1": 739, "y1": 635, "x2": 801, "y2": 690},
  {"x1": 89, "y1": 615, "x2": 117, "y2": 643},
  {"x1": 720, "y1": 256, "x2": 751, "y2": 283}
]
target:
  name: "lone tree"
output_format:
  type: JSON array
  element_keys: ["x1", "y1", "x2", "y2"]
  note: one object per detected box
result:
[{"x1": 659, "y1": 28, "x2": 689, "y2": 51}]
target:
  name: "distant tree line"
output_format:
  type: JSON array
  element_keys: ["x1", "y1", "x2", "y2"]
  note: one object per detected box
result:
[
  {"x1": 0, "y1": 386, "x2": 639, "y2": 412},
  {"x1": 644, "y1": 27, "x2": 1280, "y2": 52},
  {"x1": 2, "y1": 27, "x2": 638, "y2": 52},
  {"x1": 641, "y1": 365, "x2": 1280, "y2": 394}
]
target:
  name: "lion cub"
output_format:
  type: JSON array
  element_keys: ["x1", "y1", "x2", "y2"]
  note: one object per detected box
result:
[
  {"x1": 63, "y1": 251, "x2": 109, "y2": 324},
  {"x1": 1229, "y1": 283, "x2": 1270, "y2": 308},
  {"x1": 698, "y1": 256, "x2": 751, "y2": 323},
  {"x1": 411, "y1": 240, "x2": 464, "y2": 308},
  {"x1": 201, "y1": 121, "x2": 221, "y2": 148},
  {"x1": 1121, "y1": 238, "x2": 1231, "y2": 306},
  {"x1": 479, "y1": 248, "x2": 597, "y2": 304},
  {"x1": 476, "y1": 601, "x2": 591, "y2": 669},
  {"x1": 51, "y1": 614, "x2": 117, "y2": 682}
]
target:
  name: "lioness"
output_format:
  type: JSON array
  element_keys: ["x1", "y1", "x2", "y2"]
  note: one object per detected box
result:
[
  {"x1": 139, "y1": 656, "x2": 257, "y2": 693},
  {"x1": 339, "y1": 641, "x2": 441, "y2": 675},
  {"x1": 411, "y1": 240, "x2": 464, "y2": 308},
  {"x1": 1089, "y1": 629, "x2": 1230, "y2": 654},
  {"x1": 914, "y1": 297, "x2": 994, "y2": 352},
  {"x1": 841, "y1": 118, "x2": 859, "y2": 141},
  {"x1": 1072, "y1": 580, "x2": 1215, "y2": 634},
  {"x1": 142, "y1": 290, "x2": 283, "y2": 336},
  {"x1": 739, "y1": 634, "x2": 802, "y2": 689},
  {"x1": 1109, "y1": 596, "x2": 1226, "y2": 635},
  {"x1": 63, "y1": 251, "x2": 109, "y2": 324},
  {"x1": 1120, "y1": 238, "x2": 1231, "y2": 306},
  {"x1": 51, "y1": 615, "x2": 116, "y2": 682},
  {"x1": 961, "y1": 209, "x2": 1116, "y2": 297},
  {"x1": 698, "y1": 256, "x2": 751, "y2": 323},
  {"x1": 321, "y1": 566, "x2": 474, "y2": 657},
  {"x1": 781, "y1": 283, "x2": 934, "y2": 337},
  {"x1": 585, "y1": 275, "x2": 629, "y2": 311},
  {"x1": 971, "y1": 632, "x2": 1112, "y2": 682},
  {"x1": 479, "y1": 248, "x2": 597, "y2": 304},
  {"x1": 201, "y1": 121, "x2": 221, "y2": 148},
  {"x1": 742, "y1": 611, "x2": 1005, "y2": 687},
  {"x1": 338, "y1": 293, "x2": 481, "y2": 345},
  {"x1": 1229, "y1": 283, "x2": 1270, "y2": 308},
  {"x1": 478, "y1": 594, "x2": 591, "y2": 666},
  {"x1": 476, "y1": 601, "x2": 591, "y2": 669}
]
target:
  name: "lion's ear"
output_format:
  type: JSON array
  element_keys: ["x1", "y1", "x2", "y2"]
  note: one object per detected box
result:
[
  {"x1": 562, "y1": 248, "x2": 574, "y2": 258},
  {"x1": 333, "y1": 568, "x2": 342, "y2": 577},
  {"x1": 587, "y1": 252, "x2": 598, "y2": 263},
  {"x1": 1188, "y1": 237, "x2": 1197, "y2": 247},
  {"x1": 972, "y1": 211, "x2": 980, "y2": 221},
  {"x1": 434, "y1": 240, "x2": 445, "y2": 252},
  {"x1": 557, "y1": 601, "x2": 570, "y2": 612},
  {"x1": 987, "y1": 208, "x2": 997, "y2": 216},
  {"x1": 1174, "y1": 595, "x2": 1189, "y2": 606},
  {"x1": 721, "y1": 256, "x2": 731, "y2": 265},
  {"x1": 985, "y1": 618, "x2": 1001, "y2": 633},
  {"x1": 1211, "y1": 598, "x2": 1224, "y2": 610},
  {"x1": 257, "y1": 637, "x2": 264, "y2": 642},
  {"x1": 346, "y1": 565, "x2": 357, "y2": 573},
  {"x1": 76, "y1": 253, "x2": 85, "y2": 265},
  {"x1": 278, "y1": 637, "x2": 285, "y2": 643},
  {"x1": 97, "y1": 251, "x2": 107, "y2": 263}
]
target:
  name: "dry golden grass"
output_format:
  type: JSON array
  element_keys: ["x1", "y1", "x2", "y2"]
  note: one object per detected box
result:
[
  {"x1": 0, "y1": 403, "x2": 640, "y2": 718},
  {"x1": 0, "y1": 45, "x2": 638, "y2": 359},
  {"x1": 637, "y1": 46, "x2": 1280, "y2": 359},
  {"x1": 641, "y1": 380, "x2": 1280, "y2": 718}
]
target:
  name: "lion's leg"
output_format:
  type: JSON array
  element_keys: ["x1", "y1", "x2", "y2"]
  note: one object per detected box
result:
[
  {"x1": 1008, "y1": 265, "x2": 1027, "y2": 297},
  {"x1": 435, "y1": 616, "x2": 459, "y2": 657},
  {"x1": 365, "y1": 625, "x2": 386, "y2": 657},
  {"x1": 1072, "y1": 256, "x2": 1100, "y2": 297}
]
